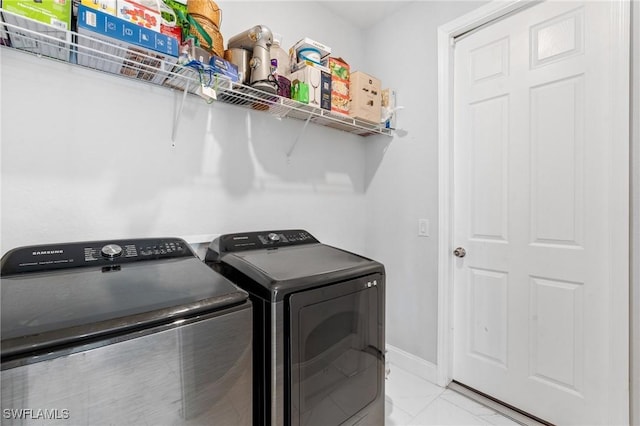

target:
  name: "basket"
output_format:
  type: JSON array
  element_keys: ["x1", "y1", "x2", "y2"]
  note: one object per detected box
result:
[
  {"x1": 188, "y1": 15, "x2": 224, "y2": 57},
  {"x1": 187, "y1": 0, "x2": 221, "y2": 29}
]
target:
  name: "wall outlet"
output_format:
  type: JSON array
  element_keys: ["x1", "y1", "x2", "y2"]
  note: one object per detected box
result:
[{"x1": 418, "y1": 219, "x2": 429, "y2": 237}]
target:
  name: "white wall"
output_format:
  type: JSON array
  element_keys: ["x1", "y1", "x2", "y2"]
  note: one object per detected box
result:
[
  {"x1": 631, "y1": 1, "x2": 639, "y2": 422},
  {"x1": 0, "y1": 2, "x2": 377, "y2": 256},
  {"x1": 362, "y1": 1, "x2": 486, "y2": 365}
]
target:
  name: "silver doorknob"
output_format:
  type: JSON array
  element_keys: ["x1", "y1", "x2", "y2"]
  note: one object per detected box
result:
[{"x1": 453, "y1": 247, "x2": 466, "y2": 258}]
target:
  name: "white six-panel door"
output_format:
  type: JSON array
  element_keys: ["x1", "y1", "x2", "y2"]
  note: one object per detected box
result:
[{"x1": 452, "y1": 1, "x2": 629, "y2": 424}]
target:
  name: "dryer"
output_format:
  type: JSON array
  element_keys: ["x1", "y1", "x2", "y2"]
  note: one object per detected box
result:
[{"x1": 205, "y1": 230, "x2": 385, "y2": 426}]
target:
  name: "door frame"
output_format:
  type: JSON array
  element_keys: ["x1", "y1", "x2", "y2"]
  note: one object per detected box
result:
[{"x1": 436, "y1": 0, "x2": 630, "y2": 420}]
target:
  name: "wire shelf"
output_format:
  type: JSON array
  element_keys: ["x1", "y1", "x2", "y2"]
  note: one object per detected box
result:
[{"x1": 0, "y1": 8, "x2": 392, "y2": 138}]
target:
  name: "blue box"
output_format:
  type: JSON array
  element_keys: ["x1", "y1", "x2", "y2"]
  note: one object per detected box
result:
[
  {"x1": 208, "y1": 56, "x2": 239, "y2": 83},
  {"x1": 76, "y1": 5, "x2": 178, "y2": 84}
]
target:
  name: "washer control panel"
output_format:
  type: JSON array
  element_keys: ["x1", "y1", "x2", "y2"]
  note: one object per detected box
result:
[
  {"x1": 211, "y1": 229, "x2": 319, "y2": 255},
  {"x1": 1, "y1": 238, "x2": 193, "y2": 275}
]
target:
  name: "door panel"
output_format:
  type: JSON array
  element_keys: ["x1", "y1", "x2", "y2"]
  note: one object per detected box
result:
[{"x1": 452, "y1": 1, "x2": 628, "y2": 424}]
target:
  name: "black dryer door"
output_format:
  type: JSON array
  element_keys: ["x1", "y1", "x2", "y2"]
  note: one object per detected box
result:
[{"x1": 288, "y1": 274, "x2": 383, "y2": 426}]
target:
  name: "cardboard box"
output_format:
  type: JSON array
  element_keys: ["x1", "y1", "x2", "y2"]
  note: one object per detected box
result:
[
  {"x1": 81, "y1": 0, "x2": 117, "y2": 16},
  {"x1": 76, "y1": 5, "x2": 179, "y2": 85},
  {"x1": 1, "y1": 0, "x2": 72, "y2": 61},
  {"x1": 329, "y1": 57, "x2": 349, "y2": 115},
  {"x1": 320, "y1": 71, "x2": 331, "y2": 111},
  {"x1": 349, "y1": 71, "x2": 381, "y2": 124},
  {"x1": 209, "y1": 55, "x2": 239, "y2": 82},
  {"x1": 116, "y1": 0, "x2": 162, "y2": 32},
  {"x1": 291, "y1": 79, "x2": 309, "y2": 104},
  {"x1": 289, "y1": 62, "x2": 330, "y2": 110},
  {"x1": 381, "y1": 88, "x2": 397, "y2": 129},
  {"x1": 289, "y1": 37, "x2": 331, "y2": 69}
]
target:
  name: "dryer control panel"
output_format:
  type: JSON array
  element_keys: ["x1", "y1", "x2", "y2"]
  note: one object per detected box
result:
[
  {"x1": 1, "y1": 238, "x2": 193, "y2": 275},
  {"x1": 206, "y1": 229, "x2": 319, "y2": 261}
]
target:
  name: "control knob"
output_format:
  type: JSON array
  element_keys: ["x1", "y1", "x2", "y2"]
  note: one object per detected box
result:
[
  {"x1": 267, "y1": 233, "x2": 280, "y2": 242},
  {"x1": 101, "y1": 244, "x2": 123, "y2": 258}
]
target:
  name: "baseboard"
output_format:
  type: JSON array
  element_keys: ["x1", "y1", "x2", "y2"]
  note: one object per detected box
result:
[{"x1": 386, "y1": 344, "x2": 438, "y2": 384}]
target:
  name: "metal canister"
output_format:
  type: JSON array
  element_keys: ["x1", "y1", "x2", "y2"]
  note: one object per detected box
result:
[{"x1": 224, "y1": 48, "x2": 250, "y2": 84}]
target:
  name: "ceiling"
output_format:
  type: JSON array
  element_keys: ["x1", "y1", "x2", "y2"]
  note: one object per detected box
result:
[{"x1": 314, "y1": 1, "x2": 415, "y2": 29}]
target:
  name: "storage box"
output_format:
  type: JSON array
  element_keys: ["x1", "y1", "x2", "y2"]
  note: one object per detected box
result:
[
  {"x1": 320, "y1": 71, "x2": 331, "y2": 111},
  {"x1": 209, "y1": 55, "x2": 239, "y2": 82},
  {"x1": 291, "y1": 79, "x2": 309, "y2": 104},
  {"x1": 76, "y1": 5, "x2": 179, "y2": 85},
  {"x1": 381, "y1": 88, "x2": 397, "y2": 129},
  {"x1": 289, "y1": 37, "x2": 331, "y2": 68},
  {"x1": 81, "y1": 0, "x2": 117, "y2": 16},
  {"x1": 1, "y1": 0, "x2": 72, "y2": 61},
  {"x1": 289, "y1": 62, "x2": 330, "y2": 110},
  {"x1": 116, "y1": 0, "x2": 162, "y2": 31},
  {"x1": 349, "y1": 71, "x2": 381, "y2": 124},
  {"x1": 328, "y1": 57, "x2": 350, "y2": 115}
]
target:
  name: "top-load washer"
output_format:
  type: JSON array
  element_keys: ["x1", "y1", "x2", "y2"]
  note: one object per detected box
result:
[
  {"x1": 205, "y1": 229, "x2": 385, "y2": 426},
  {"x1": 1, "y1": 237, "x2": 252, "y2": 425}
]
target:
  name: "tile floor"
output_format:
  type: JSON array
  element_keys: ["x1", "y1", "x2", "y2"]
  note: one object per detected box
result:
[{"x1": 384, "y1": 364, "x2": 521, "y2": 426}]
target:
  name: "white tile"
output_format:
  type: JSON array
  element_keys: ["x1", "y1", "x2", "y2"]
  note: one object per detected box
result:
[
  {"x1": 439, "y1": 389, "x2": 497, "y2": 416},
  {"x1": 385, "y1": 399, "x2": 414, "y2": 426},
  {"x1": 408, "y1": 398, "x2": 491, "y2": 426},
  {"x1": 386, "y1": 365, "x2": 445, "y2": 399},
  {"x1": 478, "y1": 413, "x2": 522, "y2": 425},
  {"x1": 385, "y1": 365, "x2": 445, "y2": 416}
]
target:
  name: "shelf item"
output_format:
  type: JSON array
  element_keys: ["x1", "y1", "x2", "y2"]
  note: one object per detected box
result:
[{"x1": 0, "y1": 8, "x2": 392, "y2": 138}]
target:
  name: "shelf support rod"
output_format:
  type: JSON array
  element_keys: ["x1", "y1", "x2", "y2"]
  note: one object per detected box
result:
[
  {"x1": 172, "y1": 84, "x2": 190, "y2": 144},
  {"x1": 286, "y1": 113, "x2": 312, "y2": 159}
]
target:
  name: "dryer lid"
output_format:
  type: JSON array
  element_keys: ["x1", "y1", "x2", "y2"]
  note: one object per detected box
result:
[{"x1": 219, "y1": 243, "x2": 384, "y2": 300}]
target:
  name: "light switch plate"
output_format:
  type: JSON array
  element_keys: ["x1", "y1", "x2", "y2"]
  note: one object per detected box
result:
[{"x1": 418, "y1": 219, "x2": 429, "y2": 237}]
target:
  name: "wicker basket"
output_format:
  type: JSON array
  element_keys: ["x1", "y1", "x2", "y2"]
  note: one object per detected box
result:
[
  {"x1": 187, "y1": 0, "x2": 221, "y2": 29},
  {"x1": 189, "y1": 15, "x2": 224, "y2": 57}
]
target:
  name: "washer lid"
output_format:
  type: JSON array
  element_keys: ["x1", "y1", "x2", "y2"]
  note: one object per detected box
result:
[{"x1": 1, "y1": 239, "x2": 248, "y2": 358}]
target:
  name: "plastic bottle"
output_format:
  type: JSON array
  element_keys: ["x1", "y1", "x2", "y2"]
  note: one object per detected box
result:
[{"x1": 270, "y1": 33, "x2": 290, "y2": 77}]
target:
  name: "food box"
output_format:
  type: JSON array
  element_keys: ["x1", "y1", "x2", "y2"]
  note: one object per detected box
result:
[
  {"x1": 291, "y1": 79, "x2": 309, "y2": 104},
  {"x1": 320, "y1": 71, "x2": 331, "y2": 110},
  {"x1": 289, "y1": 62, "x2": 330, "y2": 110},
  {"x1": 349, "y1": 71, "x2": 381, "y2": 124},
  {"x1": 116, "y1": 0, "x2": 162, "y2": 31},
  {"x1": 289, "y1": 37, "x2": 331, "y2": 68},
  {"x1": 328, "y1": 57, "x2": 350, "y2": 115},
  {"x1": 209, "y1": 55, "x2": 239, "y2": 82},
  {"x1": 76, "y1": 5, "x2": 179, "y2": 85},
  {"x1": 81, "y1": 0, "x2": 117, "y2": 16},
  {"x1": 1, "y1": 0, "x2": 72, "y2": 61}
]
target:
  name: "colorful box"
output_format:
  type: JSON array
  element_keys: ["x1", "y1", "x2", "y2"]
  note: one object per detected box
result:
[
  {"x1": 116, "y1": 0, "x2": 162, "y2": 32},
  {"x1": 329, "y1": 57, "x2": 350, "y2": 115},
  {"x1": 81, "y1": 0, "x2": 117, "y2": 16},
  {"x1": 291, "y1": 79, "x2": 309, "y2": 104},
  {"x1": 320, "y1": 71, "x2": 331, "y2": 111},
  {"x1": 289, "y1": 37, "x2": 331, "y2": 69},
  {"x1": 349, "y1": 71, "x2": 382, "y2": 124},
  {"x1": 76, "y1": 5, "x2": 179, "y2": 85},
  {"x1": 209, "y1": 56, "x2": 239, "y2": 82},
  {"x1": 1, "y1": 0, "x2": 72, "y2": 61},
  {"x1": 289, "y1": 62, "x2": 330, "y2": 110}
]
